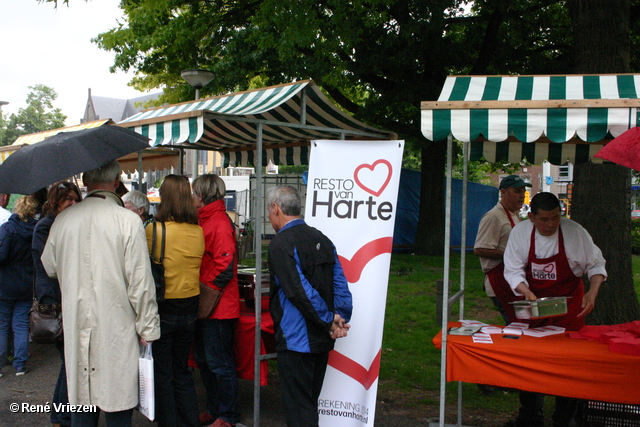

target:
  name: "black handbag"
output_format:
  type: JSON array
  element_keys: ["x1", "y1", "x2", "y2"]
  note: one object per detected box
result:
[
  {"x1": 29, "y1": 299, "x2": 63, "y2": 344},
  {"x1": 150, "y1": 220, "x2": 166, "y2": 302}
]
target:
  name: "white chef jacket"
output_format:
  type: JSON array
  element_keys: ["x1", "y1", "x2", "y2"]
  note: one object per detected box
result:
[{"x1": 503, "y1": 217, "x2": 607, "y2": 295}]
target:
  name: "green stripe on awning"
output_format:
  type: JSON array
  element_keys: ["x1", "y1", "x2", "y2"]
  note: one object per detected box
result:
[
  {"x1": 549, "y1": 76, "x2": 566, "y2": 100},
  {"x1": 482, "y1": 77, "x2": 502, "y2": 100},
  {"x1": 617, "y1": 75, "x2": 637, "y2": 98},
  {"x1": 449, "y1": 77, "x2": 471, "y2": 100},
  {"x1": 515, "y1": 76, "x2": 534, "y2": 100}
]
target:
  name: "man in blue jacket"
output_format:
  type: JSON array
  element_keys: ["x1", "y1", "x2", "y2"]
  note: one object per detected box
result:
[{"x1": 266, "y1": 185, "x2": 352, "y2": 427}]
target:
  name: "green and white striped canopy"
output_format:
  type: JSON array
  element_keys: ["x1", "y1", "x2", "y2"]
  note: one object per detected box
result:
[
  {"x1": 421, "y1": 74, "x2": 640, "y2": 164},
  {"x1": 119, "y1": 80, "x2": 394, "y2": 167}
]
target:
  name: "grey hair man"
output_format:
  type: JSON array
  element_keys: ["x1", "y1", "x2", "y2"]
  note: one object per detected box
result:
[
  {"x1": 266, "y1": 185, "x2": 352, "y2": 427},
  {"x1": 122, "y1": 189, "x2": 151, "y2": 223},
  {"x1": 42, "y1": 160, "x2": 160, "y2": 427}
]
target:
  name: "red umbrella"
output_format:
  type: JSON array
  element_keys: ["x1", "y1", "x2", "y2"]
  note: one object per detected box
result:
[{"x1": 594, "y1": 127, "x2": 640, "y2": 170}]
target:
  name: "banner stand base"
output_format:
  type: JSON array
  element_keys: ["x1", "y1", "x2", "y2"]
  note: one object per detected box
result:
[{"x1": 429, "y1": 423, "x2": 476, "y2": 427}]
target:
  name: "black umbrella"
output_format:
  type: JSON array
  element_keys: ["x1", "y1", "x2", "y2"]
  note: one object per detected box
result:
[{"x1": 0, "y1": 125, "x2": 150, "y2": 194}]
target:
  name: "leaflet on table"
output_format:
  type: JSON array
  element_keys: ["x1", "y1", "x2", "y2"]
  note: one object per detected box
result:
[
  {"x1": 460, "y1": 320, "x2": 490, "y2": 327},
  {"x1": 449, "y1": 326, "x2": 482, "y2": 335},
  {"x1": 480, "y1": 326, "x2": 504, "y2": 334},
  {"x1": 522, "y1": 325, "x2": 566, "y2": 337},
  {"x1": 472, "y1": 333, "x2": 493, "y2": 344}
]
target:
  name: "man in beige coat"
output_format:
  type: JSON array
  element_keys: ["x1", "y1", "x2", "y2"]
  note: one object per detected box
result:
[{"x1": 42, "y1": 160, "x2": 160, "y2": 427}]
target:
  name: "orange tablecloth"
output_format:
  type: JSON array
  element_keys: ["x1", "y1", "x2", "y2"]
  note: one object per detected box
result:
[{"x1": 432, "y1": 323, "x2": 640, "y2": 404}]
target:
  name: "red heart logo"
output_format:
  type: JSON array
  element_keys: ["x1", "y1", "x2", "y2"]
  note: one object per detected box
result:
[
  {"x1": 354, "y1": 160, "x2": 393, "y2": 197},
  {"x1": 328, "y1": 348, "x2": 381, "y2": 390},
  {"x1": 543, "y1": 264, "x2": 554, "y2": 273},
  {"x1": 338, "y1": 237, "x2": 393, "y2": 283}
]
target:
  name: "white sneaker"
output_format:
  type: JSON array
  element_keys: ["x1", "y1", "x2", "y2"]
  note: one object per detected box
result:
[{"x1": 15, "y1": 367, "x2": 27, "y2": 376}]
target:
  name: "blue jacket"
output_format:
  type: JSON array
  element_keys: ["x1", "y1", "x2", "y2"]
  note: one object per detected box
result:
[
  {"x1": 268, "y1": 219, "x2": 352, "y2": 353},
  {"x1": 0, "y1": 214, "x2": 36, "y2": 300}
]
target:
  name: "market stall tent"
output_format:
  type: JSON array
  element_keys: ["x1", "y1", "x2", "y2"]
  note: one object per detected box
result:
[
  {"x1": 421, "y1": 73, "x2": 640, "y2": 427},
  {"x1": 118, "y1": 79, "x2": 396, "y2": 427}
]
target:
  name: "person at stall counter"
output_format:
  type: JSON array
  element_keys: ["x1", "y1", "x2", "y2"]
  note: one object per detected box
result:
[
  {"x1": 474, "y1": 174, "x2": 531, "y2": 324},
  {"x1": 266, "y1": 185, "x2": 352, "y2": 427},
  {"x1": 502, "y1": 191, "x2": 606, "y2": 427}
]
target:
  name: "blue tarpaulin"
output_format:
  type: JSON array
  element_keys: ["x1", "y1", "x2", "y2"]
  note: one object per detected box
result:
[{"x1": 393, "y1": 169, "x2": 498, "y2": 251}]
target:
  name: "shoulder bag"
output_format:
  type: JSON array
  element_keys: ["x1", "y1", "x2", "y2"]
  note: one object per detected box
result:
[
  {"x1": 29, "y1": 299, "x2": 63, "y2": 344},
  {"x1": 150, "y1": 220, "x2": 166, "y2": 303}
]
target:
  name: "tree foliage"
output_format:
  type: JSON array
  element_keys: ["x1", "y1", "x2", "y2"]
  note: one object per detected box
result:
[
  {"x1": 90, "y1": 0, "x2": 584, "y2": 253},
  {"x1": 0, "y1": 84, "x2": 66, "y2": 146}
]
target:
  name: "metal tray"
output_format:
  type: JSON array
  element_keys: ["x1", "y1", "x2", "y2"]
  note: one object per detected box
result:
[{"x1": 509, "y1": 297, "x2": 568, "y2": 319}]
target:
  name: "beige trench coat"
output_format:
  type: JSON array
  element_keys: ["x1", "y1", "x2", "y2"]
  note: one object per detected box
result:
[{"x1": 42, "y1": 190, "x2": 160, "y2": 412}]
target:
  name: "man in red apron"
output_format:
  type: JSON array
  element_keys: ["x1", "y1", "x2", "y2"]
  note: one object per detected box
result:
[
  {"x1": 502, "y1": 192, "x2": 606, "y2": 427},
  {"x1": 474, "y1": 175, "x2": 532, "y2": 324}
]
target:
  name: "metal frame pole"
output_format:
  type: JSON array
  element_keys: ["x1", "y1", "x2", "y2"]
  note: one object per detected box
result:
[
  {"x1": 253, "y1": 123, "x2": 264, "y2": 427},
  {"x1": 457, "y1": 140, "x2": 469, "y2": 426},
  {"x1": 438, "y1": 134, "x2": 454, "y2": 427}
]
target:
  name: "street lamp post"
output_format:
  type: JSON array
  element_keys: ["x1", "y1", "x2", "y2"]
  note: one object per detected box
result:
[{"x1": 181, "y1": 70, "x2": 214, "y2": 179}]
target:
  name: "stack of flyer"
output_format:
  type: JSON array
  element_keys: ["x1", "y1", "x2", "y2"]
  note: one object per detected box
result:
[
  {"x1": 522, "y1": 325, "x2": 566, "y2": 337},
  {"x1": 502, "y1": 322, "x2": 530, "y2": 335},
  {"x1": 480, "y1": 325, "x2": 504, "y2": 334}
]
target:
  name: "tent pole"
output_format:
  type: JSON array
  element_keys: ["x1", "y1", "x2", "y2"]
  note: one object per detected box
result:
[
  {"x1": 438, "y1": 134, "x2": 453, "y2": 427},
  {"x1": 179, "y1": 148, "x2": 185, "y2": 175},
  {"x1": 253, "y1": 123, "x2": 264, "y2": 427},
  {"x1": 457, "y1": 140, "x2": 469, "y2": 426},
  {"x1": 138, "y1": 152, "x2": 144, "y2": 189}
]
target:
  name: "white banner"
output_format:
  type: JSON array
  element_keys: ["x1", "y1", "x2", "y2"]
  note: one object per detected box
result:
[{"x1": 305, "y1": 139, "x2": 404, "y2": 427}]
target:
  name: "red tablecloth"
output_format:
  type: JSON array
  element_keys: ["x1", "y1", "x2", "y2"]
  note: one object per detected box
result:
[
  {"x1": 432, "y1": 322, "x2": 640, "y2": 404},
  {"x1": 234, "y1": 311, "x2": 275, "y2": 386}
]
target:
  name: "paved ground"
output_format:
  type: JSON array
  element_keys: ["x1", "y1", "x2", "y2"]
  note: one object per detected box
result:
[{"x1": 0, "y1": 342, "x2": 431, "y2": 427}]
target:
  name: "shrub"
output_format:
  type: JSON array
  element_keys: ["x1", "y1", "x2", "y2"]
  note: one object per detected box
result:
[{"x1": 632, "y1": 219, "x2": 640, "y2": 255}]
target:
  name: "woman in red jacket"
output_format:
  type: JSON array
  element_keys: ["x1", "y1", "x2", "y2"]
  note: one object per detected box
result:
[{"x1": 192, "y1": 174, "x2": 240, "y2": 427}]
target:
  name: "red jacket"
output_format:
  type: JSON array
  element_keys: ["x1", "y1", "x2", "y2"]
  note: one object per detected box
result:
[{"x1": 198, "y1": 199, "x2": 240, "y2": 319}]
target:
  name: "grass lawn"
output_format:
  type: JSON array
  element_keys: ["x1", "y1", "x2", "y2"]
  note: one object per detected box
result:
[{"x1": 376, "y1": 252, "x2": 640, "y2": 425}]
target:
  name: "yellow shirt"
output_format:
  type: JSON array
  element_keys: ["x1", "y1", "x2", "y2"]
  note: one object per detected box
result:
[{"x1": 146, "y1": 221, "x2": 204, "y2": 300}]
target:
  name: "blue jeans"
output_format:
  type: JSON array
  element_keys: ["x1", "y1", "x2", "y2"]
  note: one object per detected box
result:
[
  {"x1": 51, "y1": 340, "x2": 70, "y2": 426},
  {"x1": 0, "y1": 299, "x2": 31, "y2": 371},
  {"x1": 153, "y1": 312, "x2": 199, "y2": 427},
  {"x1": 194, "y1": 318, "x2": 240, "y2": 424}
]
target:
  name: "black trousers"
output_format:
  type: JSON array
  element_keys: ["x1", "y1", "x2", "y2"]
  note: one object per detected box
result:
[
  {"x1": 517, "y1": 391, "x2": 580, "y2": 427},
  {"x1": 277, "y1": 350, "x2": 330, "y2": 427}
]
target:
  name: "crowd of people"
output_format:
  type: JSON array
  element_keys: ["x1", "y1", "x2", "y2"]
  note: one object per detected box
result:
[{"x1": 0, "y1": 161, "x2": 352, "y2": 427}]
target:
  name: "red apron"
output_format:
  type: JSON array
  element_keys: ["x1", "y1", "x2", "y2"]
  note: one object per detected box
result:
[
  {"x1": 523, "y1": 226, "x2": 585, "y2": 331},
  {"x1": 485, "y1": 204, "x2": 521, "y2": 322}
]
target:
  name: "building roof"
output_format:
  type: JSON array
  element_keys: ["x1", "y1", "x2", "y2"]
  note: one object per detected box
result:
[{"x1": 83, "y1": 90, "x2": 162, "y2": 123}]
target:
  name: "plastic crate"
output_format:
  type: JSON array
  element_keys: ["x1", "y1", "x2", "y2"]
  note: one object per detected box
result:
[{"x1": 583, "y1": 401, "x2": 640, "y2": 427}]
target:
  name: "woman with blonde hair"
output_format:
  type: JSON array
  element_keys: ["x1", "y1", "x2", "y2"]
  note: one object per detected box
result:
[
  {"x1": 146, "y1": 174, "x2": 204, "y2": 427},
  {"x1": 0, "y1": 195, "x2": 38, "y2": 377},
  {"x1": 32, "y1": 180, "x2": 81, "y2": 427}
]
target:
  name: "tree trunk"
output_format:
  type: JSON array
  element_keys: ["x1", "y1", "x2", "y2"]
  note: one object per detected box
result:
[
  {"x1": 568, "y1": 0, "x2": 640, "y2": 324},
  {"x1": 572, "y1": 164, "x2": 640, "y2": 323},
  {"x1": 414, "y1": 140, "x2": 446, "y2": 255}
]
